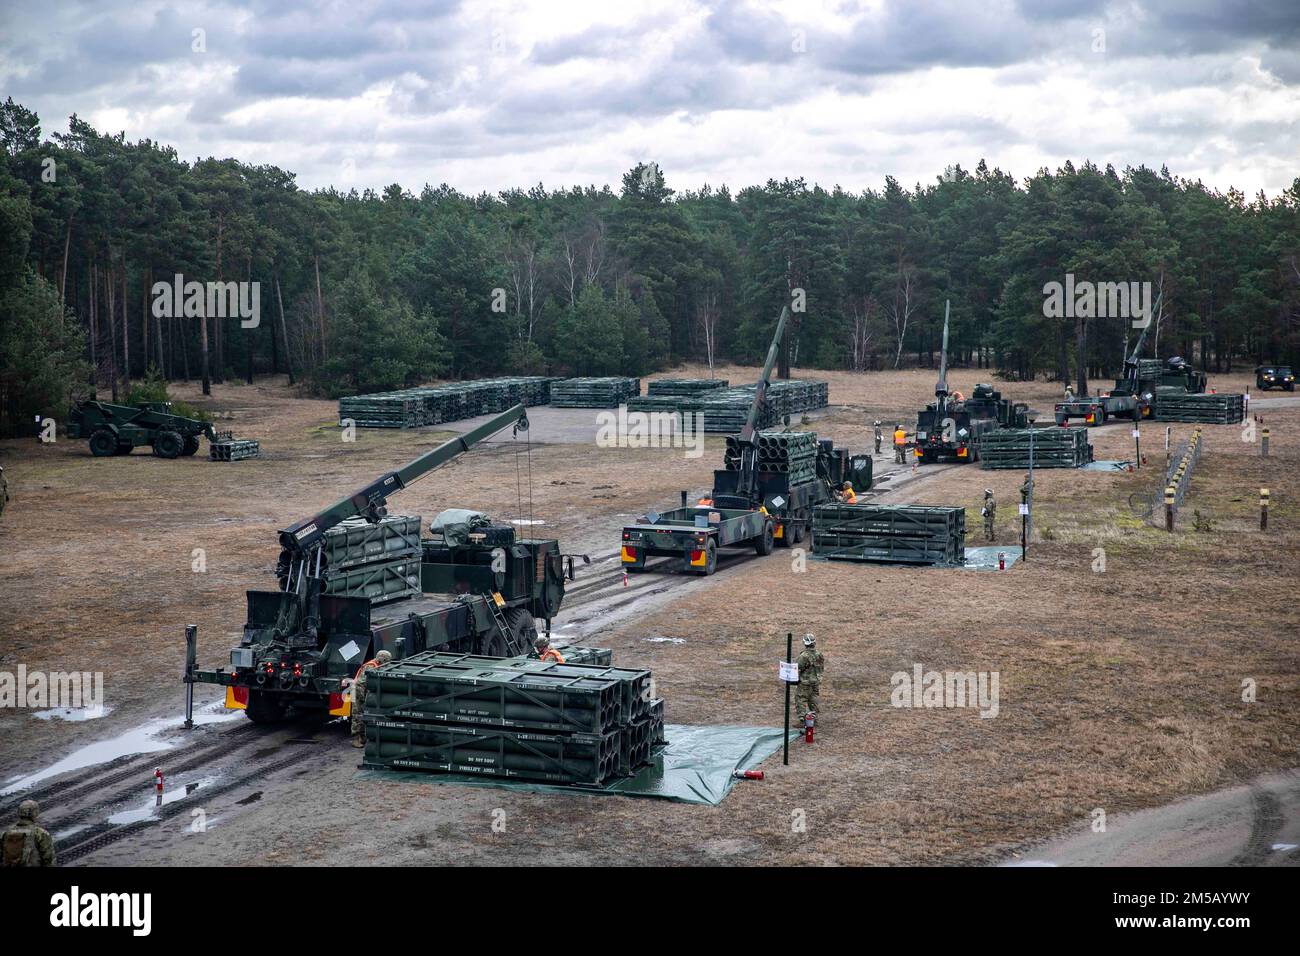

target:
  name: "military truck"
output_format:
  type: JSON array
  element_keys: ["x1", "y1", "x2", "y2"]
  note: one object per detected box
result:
[
  {"x1": 914, "y1": 302, "x2": 1029, "y2": 463},
  {"x1": 1054, "y1": 296, "x2": 1163, "y2": 427},
  {"x1": 67, "y1": 399, "x2": 219, "y2": 457},
  {"x1": 620, "y1": 305, "x2": 871, "y2": 573},
  {"x1": 1256, "y1": 364, "x2": 1295, "y2": 392},
  {"x1": 190, "y1": 405, "x2": 575, "y2": 723}
]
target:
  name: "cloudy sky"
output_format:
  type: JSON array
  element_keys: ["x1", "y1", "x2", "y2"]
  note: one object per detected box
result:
[{"x1": 2, "y1": 0, "x2": 1298, "y2": 197}]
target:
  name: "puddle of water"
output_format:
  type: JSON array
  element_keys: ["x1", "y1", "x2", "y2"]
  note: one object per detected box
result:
[
  {"x1": 1, "y1": 703, "x2": 240, "y2": 796},
  {"x1": 643, "y1": 637, "x2": 686, "y2": 645},
  {"x1": 55, "y1": 824, "x2": 91, "y2": 840},
  {"x1": 107, "y1": 775, "x2": 219, "y2": 825},
  {"x1": 32, "y1": 705, "x2": 114, "y2": 722},
  {"x1": 1001, "y1": 860, "x2": 1058, "y2": 867},
  {"x1": 510, "y1": 519, "x2": 545, "y2": 526},
  {"x1": 1271, "y1": 843, "x2": 1298, "y2": 852}
]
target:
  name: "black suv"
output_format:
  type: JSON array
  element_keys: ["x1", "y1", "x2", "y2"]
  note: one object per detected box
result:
[{"x1": 1256, "y1": 365, "x2": 1295, "y2": 391}]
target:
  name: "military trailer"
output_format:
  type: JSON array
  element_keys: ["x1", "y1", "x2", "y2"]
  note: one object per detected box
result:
[
  {"x1": 914, "y1": 303, "x2": 1029, "y2": 463},
  {"x1": 189, "y1": 405, "x2": 575, "y2": 723},
  {"x1": 1256, "y1": 364, "x2": 1295, "y2": 392},
  {"x1": 67, "y1": 399, "x2": 220, "y2": 458}
]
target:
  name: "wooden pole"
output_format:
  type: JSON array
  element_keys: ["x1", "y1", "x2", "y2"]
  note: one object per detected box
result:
[
  {"x1": 1261, "y1": 428, "x2": 1269, "y2": 457},
  {"x1": 1260, "y1": 488, "x2": 1269, "y2": 531},
  {"x1": 1165, "y1": 486, "x2": 1175, "y2": 532}
]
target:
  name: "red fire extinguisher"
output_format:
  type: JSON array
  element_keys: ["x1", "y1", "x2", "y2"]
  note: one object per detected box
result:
[
  {"x1": 997, "y1": 551, "x2": 1006, "y2": 571},
  {"x1": 804, "y1": 712, "x2": 815, "y2": 743}
]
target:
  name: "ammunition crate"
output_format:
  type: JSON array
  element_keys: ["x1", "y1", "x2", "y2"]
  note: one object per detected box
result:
[
  {"x1": 320, "y1": 515, "x2": 423, "y2": 570},
  {"x1": 1152, "y1": 390, "x2": 1245, "y2": 424},
  {"x1": 321, "y1": 556, "x2": 422, "y2": 604},
  {"x1": 549, "y1": 377, "x2": 641, "y2": 408},
  {"x1": 976, "y1": 427, "x2": 1092, "y2": 469},
  {"x1": 209, "y1": 439, "x2": 260, "y2": 461},
  {"x1": 812, "y1": 504, "x2": 965, "y2": 565},
  {"x1": 363, "y1": 721, "x2": 621, "y2": 785}
]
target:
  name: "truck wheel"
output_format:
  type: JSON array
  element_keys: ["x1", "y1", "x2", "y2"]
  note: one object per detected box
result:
[
  {"x1": 698, "y1": 540, "x2": 718, "y2": 576},
  {"x1": 503, "y1": 607, "x2": 538, "y2": 655},
  {"x1": 754, "y1": 521, "x2": 775, "y2": 556},
  {"x1": 244, "y1": 690, "x2": 288, "y2": 724},
  {"x1": 153, "y1": 430, "x2": 183, "y2": 459},
  {"x1": 477, "y1": 628, "x2": 509, "y2": 658},
  {"x1": 88, "y1": 429, "x2": 118, "y2": 457},
  {"x1": 181, "y1": 435, "x2": 201, "y2": 456}
]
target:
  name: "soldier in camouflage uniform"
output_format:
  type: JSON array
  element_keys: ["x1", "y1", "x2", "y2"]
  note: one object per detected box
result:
[
  {"x1": 2, "y1": 800, "x2": 55, "y2": 867},
  {"x1": 1021, "y1": 474, "x2": 1033, "y2": 506},
  {"x1": 349, "y1": 649, "x2": 392, "y2": 748},
  {"x1": 794, "y1": 634, "x2": 825, "y2": 722},
  {"x1": 982, "y1": 488, "x2": 996, "y2": 541}
]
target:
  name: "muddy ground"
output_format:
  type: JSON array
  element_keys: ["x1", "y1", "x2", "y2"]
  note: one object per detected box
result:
[{"x1": 0, "y1": 365, "x2": 1296, "y2": 865}]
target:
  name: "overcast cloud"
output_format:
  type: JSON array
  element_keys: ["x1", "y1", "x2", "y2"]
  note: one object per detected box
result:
[{"x1": 1, "y1": 0, "x2": 1297, "y2": 196}]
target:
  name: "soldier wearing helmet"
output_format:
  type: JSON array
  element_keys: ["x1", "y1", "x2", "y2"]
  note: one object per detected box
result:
[
  {"x1": 535, "y1": 635, "x2": 565, "y2": 665},
  {"x1": 794, "y1": 634, "x2": 825, "y2": 724},
  {"x1": 982, "y1": 488, "x2": 997, "y2": 542},
  {"x1": 348, "y1": 649, "x2": 393, "y2": 748},
  {"x1": 2, "y1": 800, "x2": 55, "y2": 867}
]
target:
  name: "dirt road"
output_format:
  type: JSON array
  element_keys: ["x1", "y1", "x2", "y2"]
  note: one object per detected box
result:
[{"x1": 1, "y1": 365, "x2": 1296, "y2": 866}]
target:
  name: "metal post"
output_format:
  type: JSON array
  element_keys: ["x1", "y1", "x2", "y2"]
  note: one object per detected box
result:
[
  {"x1": 783, "y1": 632, "x2": 792, "y2": 766},
  {"x1": 183, "y1": 624, "x2": 197, "y2": 729},
  {"x1": 1165, "y1": 486, "x2": 1175, "y2": 532},
  {"x1": 1261, "y1": 428, "x2": 1269, "y2": 457},
  {"x1": 680, "y1": 490, "x2": 688, "y2": 508},
  {"x1": 1025, "y1": 424, "x2": 1034, "y2": 560},
  {"x1": 1133, "y1": 425, "x2": 1141, "y2": 468},
  {"x1": 1165, "y1": 426, "x2": 1172, "y2": 469},
  {"x1": 1261, "y1": 488, "x2": 1269, "y2": 531}
]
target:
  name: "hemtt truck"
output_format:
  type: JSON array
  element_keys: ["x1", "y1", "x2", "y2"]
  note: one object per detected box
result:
[
  {"x1": 620, "y1": 305, "x2": 871, "y2": 574},
  {"x1": 1054, "y1": 295, "x2": 1161, "y2": 426},
  {"x1": 914, "y1": 302, "x2": 1029, "y2": 463},
  {"x1": 189, "y1": 404, "x2": 574, "y2": 723}
]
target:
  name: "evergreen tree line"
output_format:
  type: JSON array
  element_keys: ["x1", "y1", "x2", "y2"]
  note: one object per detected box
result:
[{"x1": 1, "y1": 96, "x2": 1297, "y2": 434}]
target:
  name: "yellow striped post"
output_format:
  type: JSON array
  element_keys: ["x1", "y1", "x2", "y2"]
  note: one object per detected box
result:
[
  {"x1": 1165, "y1": 485, "x2": 1176, "y2": 532},
  {"x1": 1261, "y1": 488, "x2": 1270, "y2": 531}
]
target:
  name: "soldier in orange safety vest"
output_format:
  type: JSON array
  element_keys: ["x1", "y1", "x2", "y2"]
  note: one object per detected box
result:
[
  {"x1": 838, "y1": 482, "x2": 857, "y2": 504},
  {"x1": 893, "y1": 425, "x2": 908, "y2": 463},
  {"x1": 535, "y1": 635, "x2": 565, "y2": 664}
]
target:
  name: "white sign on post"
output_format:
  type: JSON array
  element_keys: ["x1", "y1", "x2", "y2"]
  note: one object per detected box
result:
[
  {"x1": 779, "y1": 661, "x2": 799, "y2": 683},
  {"x1": 1131, "y1": 428, "x2": 1140, "y2": 439},
  {"x1": 1018, "y1": 503, "x2": 1029, "y2": 516}
]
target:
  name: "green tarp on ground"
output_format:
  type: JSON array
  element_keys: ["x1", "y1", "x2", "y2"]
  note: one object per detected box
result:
[{"x1": 354, "y1": 724, "x2": 796, "y2": 806}]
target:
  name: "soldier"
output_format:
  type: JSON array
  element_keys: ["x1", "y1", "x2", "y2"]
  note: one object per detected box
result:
[
  {"x1": 794, "y1": 634, "x2": 825, "y2": 723},
  {"x1": 1021, "y1": 473, "x2": 1033, "y2": 505},
  {"x1": 838, "y1": 482, "x2": 857, "y2": 504},
  {"x1": 873, "y1": 420, "x2": 883, "y2": 455},
  {"x1": 982, "y1": 488, "x2": 996, "y2": 541},
  {"x1": 893, "y1": 423, "x2": 907, "y2": 463},
  {"x1": 1063, "y1": 384, "x2": 1074, "y2": 402},
  {"x1": 0, "y1": 465, "x2": 8, "y2": 521},
  {"x1": 348, "y1": 648, "x2": 392, "y2": 748},
  {"x1": 2, "y1": 800, "x2": 56, "y2": 867},
  {"x1": 535, "y1": 635, "x2": 565, "y2": 664}
]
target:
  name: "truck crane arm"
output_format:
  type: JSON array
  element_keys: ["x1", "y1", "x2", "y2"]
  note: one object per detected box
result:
[
  {"x1": 934, "y1": 300, "x2": 951, "y2": 416},
  {"x1": 735, "y1": 305, "x2": 791, "y2": 498},
  {"x1": 278, "y1": 404, "x2": 530, "y2": 554}
]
